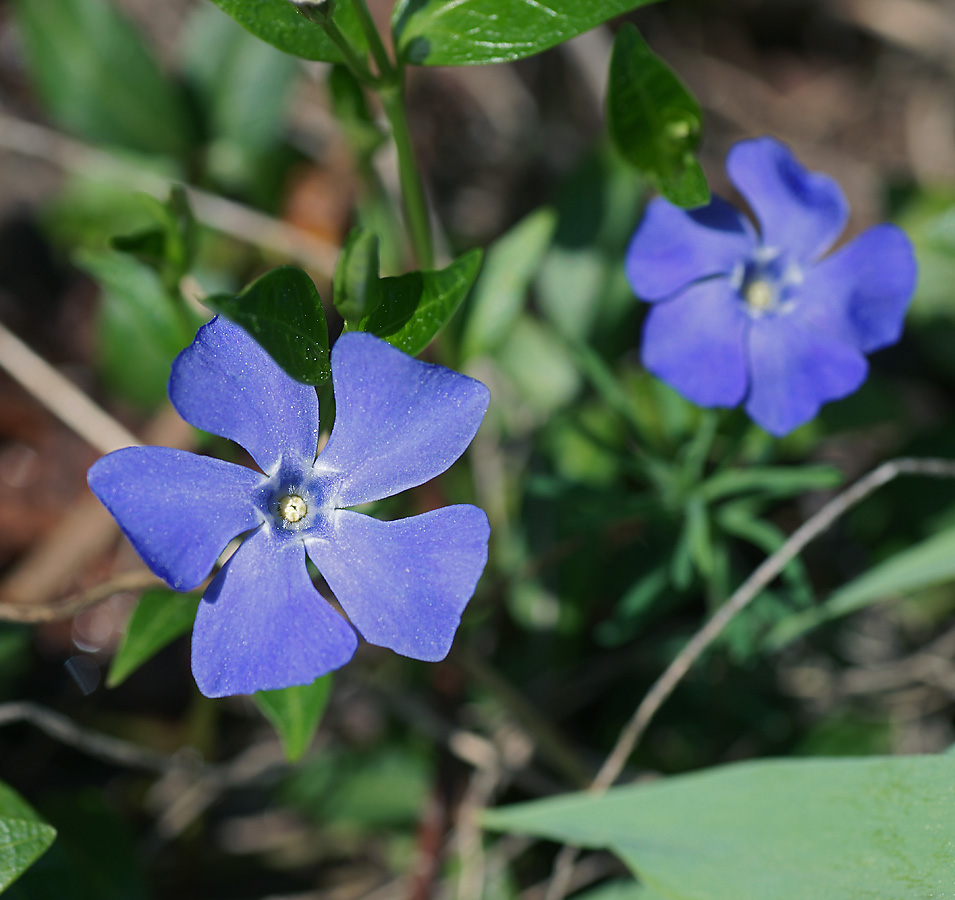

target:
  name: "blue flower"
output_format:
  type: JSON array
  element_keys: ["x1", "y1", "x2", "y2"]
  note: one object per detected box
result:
[
  {"x1": 625, "y1": 136, "x2": 916, "y2": 436},
  {"x1": 88, "y1": 318, "x2": 490, "y2": 697}
]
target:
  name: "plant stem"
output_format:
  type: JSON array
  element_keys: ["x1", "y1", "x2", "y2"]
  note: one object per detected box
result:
[
  {"x1": 381, "y1": 81, "x2": 434, "y2": 269},
  {"x1": 321, "y1": 16, "x2": 377, "y2": 85},
  {"x1": 352, "y1": 0, "x2": 395, "y2": 79}
]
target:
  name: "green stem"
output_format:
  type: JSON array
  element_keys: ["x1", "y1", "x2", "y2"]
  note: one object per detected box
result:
[
  {"x1": 381, "y1": 81, "x2": 434, "y2": 269},
  {"x1": 321, "y1": 16, "x2": 377, "y2": 85},
  {"x1": 352, "y1": 0, "x2": 395, "y2": 80}
]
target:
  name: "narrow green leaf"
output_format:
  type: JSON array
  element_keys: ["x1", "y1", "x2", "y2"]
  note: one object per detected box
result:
[
  {"x1": 767, "y1": 524, "x2": 955, "y2": 650},
  {"x1": 0, "y1": 781, "x2": 56, "y2": 891},
  {"x1": 254, "y1": 676, "x2": 333, "y2": 761},
  {"x1": 461, "y1": 207, "x2": 557, "y2": 360},
  {"x1": 13, "y1": 0, "x2": 193, "y2": 157},
  {"x1": 209, "y1": 0, "x2": 367, "y2": 62},
  {"x1": 208, "y1": 266, "x2": 331, "y2": 384},
  {"x1": 356, "y1": 249, "x2": 483, "y2": 356},
  {"x1": 699, "y1": 465, "x2": 843, "y2": 503},
  {"x1": 608, "y1": 23, "x2": 709, "y2": 208},
  {"x1": 485, "y1": 756, "x2": 955, "y2": 900},
  {"x1": 334, "y1": 227, "x2": 383, "y2": 322},
  {"x1": 393, "y1": 0, "x2": 657, "y2": 66},
  {"x1": 107, "y1": 589, "x2": 200, "y2": 688}
]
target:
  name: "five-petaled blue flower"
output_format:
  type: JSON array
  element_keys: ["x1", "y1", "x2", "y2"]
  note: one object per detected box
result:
[
  {"x1": 625, "y1": 136, "x2": 916, "y2": 436},
  {"x1": 88, "y1": 318, "x2": 491, "y2": 698}
]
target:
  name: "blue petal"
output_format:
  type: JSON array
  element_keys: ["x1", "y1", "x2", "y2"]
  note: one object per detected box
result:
[
  {"x1": 745, "y1": 314, "x2": 868, "y2": 437},
  {"x1": 625, "y1": 196, "x2": 755, "y2": 300},
  {"x1": 727, "y1": 137, "x2": 849, "y2": 264},
  {"x1": 316, "y1": 333, "x2": 490, "y2": 506},
  {"x1": 88, "y1": 447, "x2": 264, "y2": 590},
  {"x1": 642, "y1": 278, "x2": 750, "y2": 408},
  {"x1": 192, "y1": 529, "x2": 358, "y2": 697},
  {"x1": 169, "y1": 317, "x2": 319, "y2": 477},
  {"x1": 305, "y1": 505, "x2": 490, "y2": 661},
  {"x1": 798, "y1": 224, "x2": 916, "y2": 353}
]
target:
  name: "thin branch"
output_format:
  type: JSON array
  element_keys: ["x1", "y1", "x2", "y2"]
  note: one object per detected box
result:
[{"x1": 543, "y1": 456, "x2": 955, "y2": 900}]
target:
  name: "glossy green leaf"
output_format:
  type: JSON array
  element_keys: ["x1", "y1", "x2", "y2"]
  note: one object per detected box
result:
[
  {"x1": 461, "y1": 207, "x2": 557, "y2": 360},
  {"x1": 485, "y1": 756, "x2": 955, "y2": 900},
  {"x1": 334, "y1": 227, "x2": 383, "y2": 322},
  {"x1": 208, "y1": 266, "x2": 331, "y2": 384},
  {"x1": 767, "y1": 523, "x2": 955, "y2": 650},
  {"x1": 107, "y1": 589, "x2": 200, "y2": 688},
  {"x1": 253, "y1": 676, "x2": 333, "y2": 761},
  {"x1": 209, "y1": 0, "x2": 367, "y2": 62},
  {"x1": 355, "y1": 249, "x2": 483, "y2": 356},
  {"x1": 608, "y1": 24, "x2": 708, "y2": 208},
  {"x1": 0, "y1": 781, "x2": 56, "y2": 892},
  {"x1": 13, "y1": 0, "x2": 193, "y2": 157},
  {"x1": 393, "y1": 0, "x2": 657, "y2": 66}
]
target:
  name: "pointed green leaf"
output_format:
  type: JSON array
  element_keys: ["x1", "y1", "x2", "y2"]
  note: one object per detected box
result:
[
  {"x1": 107, "y1": 589, "x2": 200, "y2": 688},
  {"x1": 208, "y1": 266, "x2": 331, "y2": 384},
  {"x1": 355, "y1": 249, "x2": 483, "y2": 356},
  {"x1": 608, "y1": 24, "x2": 709, "y2": 208},
  {"x1": 0, "y1": 781, "x2": 56, "y2": 891},
  {"x1": 699, "y1": 464, "x2": 843, "y2": 503},
  {"x1": 254, "y1": 676, "x2": 333, "y2": 761},
  {"x1": 485, "y1": 756, "x2": 955, "y2": 900},
  {"x1": 393, "y1": 0, "x2": 658, "y2": 66},
  {"x1": 209, "y1": 0, "x2": 367, "y2": 62},
  {"x1": 334, "y1": 227, "x2": 383, "y2": 322}
]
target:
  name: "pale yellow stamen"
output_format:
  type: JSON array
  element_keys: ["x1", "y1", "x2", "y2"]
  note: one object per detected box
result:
[
  {"x1": 745, "y1": 279, "x2": 776, "y2": 312},
  {"x1": 278, "y1": 494, "x2": 307, "y2": 523}
]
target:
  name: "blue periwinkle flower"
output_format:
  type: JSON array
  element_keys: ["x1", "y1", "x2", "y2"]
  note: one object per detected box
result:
[
  {"x1": 625, "y1": 136, "x2": 916, "y2": 436},
  {"x1": 88, "y1": 318, "x2": 490, "y2": 697}
]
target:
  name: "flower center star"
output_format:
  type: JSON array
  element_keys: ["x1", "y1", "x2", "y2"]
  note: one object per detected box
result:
[{"x1": 278, "y1": 494, "x2": 308, "y2": 523}]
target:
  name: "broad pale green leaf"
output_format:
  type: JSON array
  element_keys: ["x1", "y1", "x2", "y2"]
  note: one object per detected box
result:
[
  {"x1": 0, "y1": 781, "x2": 56, "y2": 891},
  {"x1": 461, "y1": 207, "x2": 557, "y2": 360},
  {"x1": 334, "y1": 227, "x2": 383, "y2": 322},
  {"x1": 13, "y1": 0, "x2": 193, "y2": 157},
  {"x1": 355, "y1": 249, "x2": 483, "y2": 356},
  {"x1": 209, "y1": 0, "x2": 367, "y2": 63},
  {"x1": 699, "y1": 465, "x2": 843, "y2": 503},
  {"x1": 767, "y1": 523, "x2": 955, "y2": 650},
  {"x1": 393, "y1": 0, "x2": 657, "y2": 66},
  {"x1": 608, "y1": 24, "x2": 709, "y2": 208},
  {"x1": 253, "y1": 676, "x2": 333, "y2": 762},
  {"x1": 107, "y1": 589, "x2": 200, "y2": 688},
  {"x1": 575, "y1": 881, "x2": 666, "y2": 900},
  {"x1": 209, "y1": 266, "x2": 331, "y2": 384},
  {"x1": 485, "y1": 756, "x2": 955, "y2": 900}
]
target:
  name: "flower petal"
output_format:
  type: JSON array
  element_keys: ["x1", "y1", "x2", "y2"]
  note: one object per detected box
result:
[
  {"x1": 169, "y1": 317, "x2": 319, "y2": 477},
  {"x1": 727, "y1": 137, "x2": 848, "y2": 264},
  {"x1": 745, "y1": 314, "x2": 868, "y2": 437},
  {"x1": 88, "y1": 446, "x2": 264, "y2": 590},
  {"x1": 306, "y1": 505, "x2": 490, "y2": 661},
  {"x1": 641, "y1": 278, "x2": 750, "y2": 407},
  {"x1": 797, "y1": 224, "x2": 916, "y2": 353},
  {"x1": 316, "y1": 333, "x2": 490, "y2": 506},
  {"x1": 625, "y1": 196, "x2": 755, "y2": 301},
  {"x1": 191, "y1": 529, "x2": 358, "y2": 697}
]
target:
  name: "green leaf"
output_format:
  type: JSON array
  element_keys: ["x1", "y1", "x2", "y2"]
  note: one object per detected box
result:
[
  {"x1": 699, "y1": 465, "x2": 843, "y2": 503},
  {"x1": 607, "y1": 23, "x2": 708, "y2": 208},
  {"x1": 575, "y1": 881, "x2": 666, "y2": 900},
  {"x1": 767, "y1": 524, "x2": 955, "y2": 650},
  {"x1": 107, "y1": 589, "x2": 200, "y2": 688},
  {"x1": 461, "y1": 207, "x2": 557, "y2": 360},
  {"x1": 485, "y1": 756, "x2": 955, "y2": 900},
  {"x1": 355, "y1": 249, "x2": 483, "y2": 356},
  {"x1": 0, "y1": 781, "x2": 56, "y2": 891},
  {"x1": 209, "y1": 0, "x2": 367, "y2": 63},
  {"x1": 13, "y1": 0, "x2": 193, "y2": 157},
  {"x1": 328, "y1": 65, "x2": 386, "y2": 159},
  {"x1": 334, "y1": 227, "x2": 383, "y2": 322},
  {"x1": 208, "y1": 266, "x2": 331, "y2": 384},
  {"x1": 253, "y1": 676, "x2": 333, "y2": 762},
  {"x1": 393, "y1": 0, "x2": 657, "y2": 66}
]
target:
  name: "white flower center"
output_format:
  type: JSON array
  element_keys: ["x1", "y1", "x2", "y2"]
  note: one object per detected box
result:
[
  {"x1": 278, "y1": 494, "x2": 308, "y2": 523},
  {"x1": 744, "y1": 278, "x2": 777, "y2": 312}
]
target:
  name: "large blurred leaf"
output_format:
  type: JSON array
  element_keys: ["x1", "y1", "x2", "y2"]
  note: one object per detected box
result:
[
  {"x1": 355, "y1": 249, "x2": 483, "y2": 356},
  {"x1": 608, "y1": 24, "x2": 708, "y2": 208},
  {"x1": 13, "y1": 0, "x2": 192, "y2": 157},
  {"x1": 208, "y1": 266, "x2": 331, "y2": 384},
  {"x1": 107, "y1": 589, "x2": 200, "y2": 688},
  {"x1": 485, "y1": 756, "x2": 955, "y2": 900},
  {"x1": 768, "y1": 523, "x2": 955, "y2": 650},
  {"x1": 0, "y1": 781, "x2": 56, "y2": 892},
  {"x1": 393, "y1": 0, "x2": 657, "y2": 66},
  {"x1": 209, "y1": 0, "x2": 367, "y2": 63},
  {"x1": 253, "y1": 676, "x2": 333, "y2": 762},
  {"x1": 576, "y1": 881, "x2": 666, "y2": 900}
]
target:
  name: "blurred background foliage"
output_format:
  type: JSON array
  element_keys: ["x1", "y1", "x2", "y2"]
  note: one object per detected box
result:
[{"x1": 1, "y1": 0, "x2": 955, "y2": 897}]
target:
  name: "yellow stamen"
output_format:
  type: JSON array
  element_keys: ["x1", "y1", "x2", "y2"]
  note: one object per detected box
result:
[
  {"x1": 745, "y1": 279, "x2": 775, "y2": 312},
  {"x1": 278, "y1": 494, "x2": 307, "y2": 523}
]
